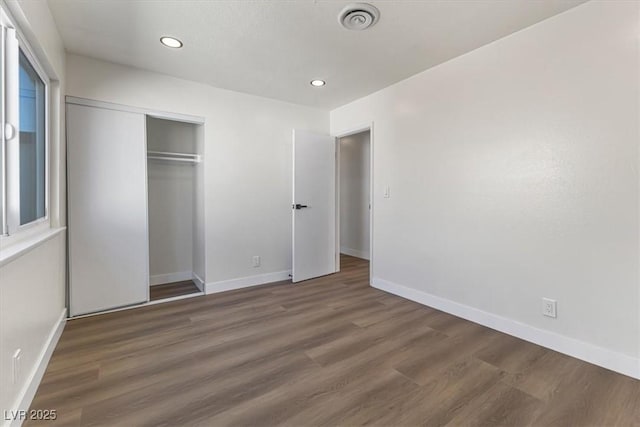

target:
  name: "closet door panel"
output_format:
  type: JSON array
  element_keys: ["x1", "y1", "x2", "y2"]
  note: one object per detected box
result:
[{"x1": 67, "y1": 104, "x2": 149, "y2": 316}]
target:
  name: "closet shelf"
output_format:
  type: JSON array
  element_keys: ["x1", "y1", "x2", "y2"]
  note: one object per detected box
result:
[{"x1": 147, "y1": 150, "x2": 201, "y2": 164}]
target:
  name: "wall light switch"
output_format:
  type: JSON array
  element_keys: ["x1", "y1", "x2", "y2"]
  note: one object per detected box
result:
[{"x1": 383, "y1": 186, "x2": 390, "y2": 198}]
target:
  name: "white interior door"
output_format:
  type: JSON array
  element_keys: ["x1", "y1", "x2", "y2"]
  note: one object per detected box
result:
[
  {"x1": 292, "y1": 129, "x2": 336, "y2": 282},
  {"x1": 67, "y1": 103, "x2": 149, "y2": 316}
]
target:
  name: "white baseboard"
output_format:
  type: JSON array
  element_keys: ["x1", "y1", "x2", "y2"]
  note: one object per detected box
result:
[
  {"x1": 340, "y1": 247, "x2": 370, "y2": 260},
  {"x1": 149, "y1": 271, "x2": 193, "y2": 286},
  {"x1": 205, "y1": 270, "x2": 291, "y2": 295},
  {"x1": 9, "y1": 308, "x2": 67, "y2": 427},
  {"x1": 372, "y1": 277, "x2": 640, "y2": 380},
  {"x1": 192, "y1": 272, "x2": 205, "y2": 292}
]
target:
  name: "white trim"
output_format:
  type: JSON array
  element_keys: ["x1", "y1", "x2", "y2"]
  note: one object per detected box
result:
[
  {"x1": 192, "y1": 272, "x2": 205, "y2": 292},
  {"x1": 3, "y1": 22, "x2": 18, "y2": 235},
  {"x1": 149, "y1": 270, "x2": 193, "y2": 286},
  {"x1": 8, "y1": 308, "x2": 66, "y2": 427},
  {"x1": 205, "y1": 270, "x2": 291, "y2": 294},
  {"x1": 333, "y1": 123, "x2": 373, "y2": 139},
  {"x1": 340, "y1": 247, "x2": 370, "y2": 260},
  {"x1": 65, "y1": 96, "x2": 205, "y2": 125},
  {"x1": 0, "y1": 226, "x2": 64, "y2": 267},
  {"x1": 142, "y1": 117, "x2": 150, "y2": 304},
  {"x1": 1, "y1": 15, "x2": 8, "y2": 235},
  {"x1": 369, "y1": 123, "x2": 374, "y2": 282},
  {"x1": 372, "y1": 277, "x2": 640, "y2": 380},
  {"x1": 335, "y1": 139, "x2": 340, "y2": 272}
]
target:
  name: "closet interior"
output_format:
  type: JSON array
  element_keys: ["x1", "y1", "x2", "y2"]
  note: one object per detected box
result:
[{"x1": 146, "y1": 116, "x2": 205, "y2": 301}]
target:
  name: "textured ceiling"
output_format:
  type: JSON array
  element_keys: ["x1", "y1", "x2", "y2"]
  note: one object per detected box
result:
[{"x1": 48, "y1": 0, "x2": 586, "y2": 108}]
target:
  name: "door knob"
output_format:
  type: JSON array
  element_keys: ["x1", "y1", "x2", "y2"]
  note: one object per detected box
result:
[{"x1": 293, "y1": 204, "x2": 308, "y2": 210}]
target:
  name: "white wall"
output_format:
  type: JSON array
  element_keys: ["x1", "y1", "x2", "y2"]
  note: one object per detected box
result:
[
  {"x1": 147, "y1": 117, "x2": 195, "y2": 283},
  {"x1": 0, "y1": 0, "x2": 67, "y2": 419},
  {"x1": 66, "y1": 54, "x2": 329, "y2": 287},
  {"x1": 331, "y1": 1, "x2": 639, "y2": 376},
  {"x1": 339, "y1": 131, "x2": 370, "y2": 259},
  {"x1": 0, "y1": 232, "x2": 66, "y2": 420}
]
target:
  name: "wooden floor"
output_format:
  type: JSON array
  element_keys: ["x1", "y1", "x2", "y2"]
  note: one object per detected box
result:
[
  {"x1": 28, "y1": 255, "x2": 638, "y2": 426},
  {"x1": 149, "y1": 280, "x2": 201, "y2": 301}
]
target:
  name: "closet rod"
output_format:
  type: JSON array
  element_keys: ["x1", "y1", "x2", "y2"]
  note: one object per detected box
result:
[
  {"x1": 147, "y1": 150, "x2": 199, "y2": 158},
  {"x1": 147, "y1": 156, "x2": 200, "y2": 164}
]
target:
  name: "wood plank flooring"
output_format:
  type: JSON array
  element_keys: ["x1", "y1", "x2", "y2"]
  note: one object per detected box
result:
[
  {"x1": 149, "y1": 280, "x2": 201, "y2": 301},
  {"x1": 27, "y1": 255, "x2": 639, "y2": 426}
]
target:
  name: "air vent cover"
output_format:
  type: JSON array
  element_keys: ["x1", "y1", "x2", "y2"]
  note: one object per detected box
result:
[{"x1": 338, "y1": 3, "x2": 380, "y2": 31}]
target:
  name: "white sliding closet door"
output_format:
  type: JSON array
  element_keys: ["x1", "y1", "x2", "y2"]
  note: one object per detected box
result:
[{"x1": 67, "y1": 103, "x2": 149, "y2": 316}]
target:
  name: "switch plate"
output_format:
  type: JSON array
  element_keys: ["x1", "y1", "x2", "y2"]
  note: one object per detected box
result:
[
  {"x1": 383, "y1": 186, "x2": 390, "y2": 198},
  {"x1": 252, "y1": 256, "x2": 261, "y2": 268},
  {"x1": 542, "y1": 298, "x2": 557, "y2": 318}
]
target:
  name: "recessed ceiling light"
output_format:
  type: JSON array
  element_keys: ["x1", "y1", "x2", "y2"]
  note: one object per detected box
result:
[
  {"x1": 310, "y1": 80, "x2": 326, "y2": 87},
  {"x1": 160, "y1": 36, "x2": 183, "y2": 48}
]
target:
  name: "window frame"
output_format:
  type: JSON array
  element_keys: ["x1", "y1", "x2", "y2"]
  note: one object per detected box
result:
[{"x1": 0, "y1": 6, "x2": 50, "y2": 239}]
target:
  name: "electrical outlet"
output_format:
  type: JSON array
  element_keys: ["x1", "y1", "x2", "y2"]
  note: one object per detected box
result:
[
  {"x1": 252, "y1": 256, "x2": 261, "y2": 268},
  {"x1": 542, "y1": 298, "x2": 557, "y2": 318},
  {"x1": 12, "y1": 349, "x2": 22, "y2": 384}
]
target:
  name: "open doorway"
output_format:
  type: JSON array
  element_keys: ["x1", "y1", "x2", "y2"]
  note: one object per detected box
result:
[
  {"x1": 338, "y1": 129, "x2": 371, "y2": 268},
  {"x1": 291, "y1": 126, "x2": 372, "y2": 283}
]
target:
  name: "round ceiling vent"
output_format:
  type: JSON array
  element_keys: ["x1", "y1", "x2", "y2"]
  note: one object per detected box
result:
[{"x1": 338, "y1": 3, "x2": 380, "y2": 31}]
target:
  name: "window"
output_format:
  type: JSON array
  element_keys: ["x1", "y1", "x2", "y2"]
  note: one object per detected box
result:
[
  {"x1": 1, "y1": 7, "x2": 49, "y2": 236},
  {"x1": 18, "y1": 50, "x2": 46, "y2": 225}
]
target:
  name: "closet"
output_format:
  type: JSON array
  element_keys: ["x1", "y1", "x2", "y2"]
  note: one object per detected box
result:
[
  {"x1": 66, "y1": 98, "x2": 205, "y2": 317},
  {"x1": 146, "y1": 117, "x2": 205, "y2": 301}
]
